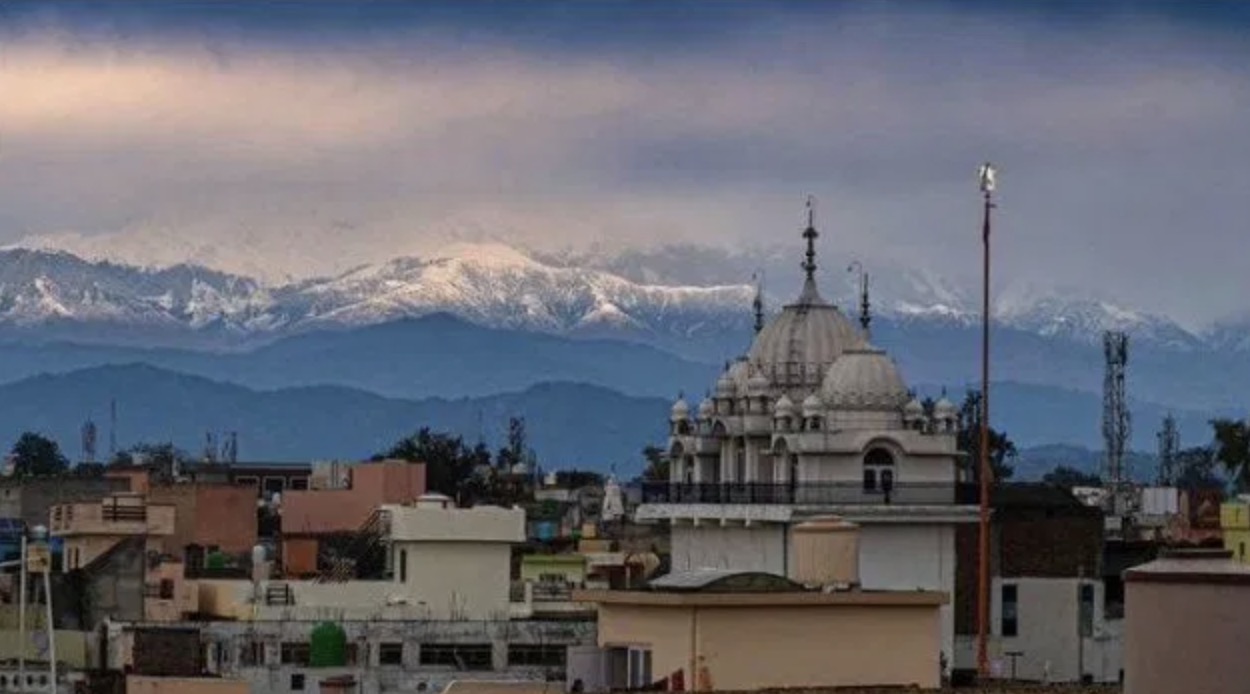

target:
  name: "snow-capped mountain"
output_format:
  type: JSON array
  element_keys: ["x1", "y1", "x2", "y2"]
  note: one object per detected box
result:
[{"x1": 0, "y1": 242, "x2": 1233, "y2": 354}]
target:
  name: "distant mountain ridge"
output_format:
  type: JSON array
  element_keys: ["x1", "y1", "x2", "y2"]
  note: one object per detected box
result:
[{"x1": 0, "y1": 243, "x2": 1244, "y2": 413}]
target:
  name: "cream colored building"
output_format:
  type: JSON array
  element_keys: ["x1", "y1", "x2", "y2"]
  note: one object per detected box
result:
[
  {"x1": 638, "y1": 216, "x2": 976, "y2": 661},
  {"x1": 575, "y1": 517, "x2": 944, "y2": 691},
  {"x1": 49, "y1": 492, "x2": 175, "y2": 570},
  {"x1": 1124, "y1": 548, "x2": 1250, "y2": 694}
]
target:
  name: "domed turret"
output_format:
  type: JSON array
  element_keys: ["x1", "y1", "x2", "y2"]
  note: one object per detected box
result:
[
  {"x1": 933, "y1": 394, "x2": 958, "y2": 433},
  {"x1": 904, "y1": 397, "x2": 924, "y2": 418},
  {"x1": 774, "y1": 393, "x2": 797, "y2": 417},
  {"x1": 670, "y1": 397, "x2": 690, "y2": 421},
  {"x1": 821, "y1": 347, "x2": 909, "y2": 411},
  {"x1": 802, "y1": 393, "x2": 824, "y2": 418},
  {"x1": 697, "y1": 397, "x2": 715, "y2": 419},
  {"x1": 746, "y1": 371, "x2": 770, "y2": 397},
  {"x1": 715, "y1": 371, "x2": 737, "y2": 399}
]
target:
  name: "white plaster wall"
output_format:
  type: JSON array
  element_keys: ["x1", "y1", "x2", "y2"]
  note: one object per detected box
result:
[
  {"x1": 991, "y1": 577, "x2": 1119, "y2": 683},
  {"x1": 856, "y1": 524, "x2": 956, "y2": 665},
  {"x1": 397, "y1": 541, "x2": 513, "y2": 620},
  {"x1": 669, "y1": 523, "x2": 787, "y2": 575}
]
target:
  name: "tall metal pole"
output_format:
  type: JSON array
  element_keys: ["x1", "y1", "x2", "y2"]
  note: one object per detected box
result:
[
  {"x1": 44, "y1": 560, "x2": 57, "y2": 693},
  {"x1": 976, "y1": 162, "x2": 997, "y2": 679},
  {"x1": 18, "y1": 533, "x2": 27, "y2": 693}
]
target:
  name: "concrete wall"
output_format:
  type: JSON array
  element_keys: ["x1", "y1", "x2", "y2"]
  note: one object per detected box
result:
[
  {"x1": 989, "y1": 577, "x2": 1117, "y2": 683},
  {"x1": 127, "y1": 677, "x2": 249, "y2": 694},
  {"x1": 386, "y1": 505, "x2": 524, "y2": 543},
  {"x1": 669, "y1": 523, "x2": 787, "y2": 575},
  {"x1": 0, "y1": 629, "x2": 90, "y2": 667},
  {"x1": 597, "y1": 602, "x2": 941, "y2": 690},
  {"x1": 858, "y1": 523, "x2": 956, "y2": 664},
  {"x1": 0, "y1": 478, "x2": 129, "y2": 528},
  {"x1": 394, "y1": 542, "x2": 513, "y2": 620},
  {"x1": 282, "y1": 461, "x2": 426, "y2": 535},
  {"x1": 150, "y1": 485, "x2": 259, "y2": 557},
  {"x1": 1125, "y1": 580, "x2": 1250, "y2": 694}
]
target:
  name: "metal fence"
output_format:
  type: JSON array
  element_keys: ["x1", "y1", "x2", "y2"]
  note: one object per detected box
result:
[{"x1": 640, "y1": 481, "x2": 980, "y2": 505}]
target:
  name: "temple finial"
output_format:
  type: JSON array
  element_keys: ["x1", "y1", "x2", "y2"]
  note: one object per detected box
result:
[
  {"x1": 802, "y1": 195, "x2": 818, "y2": 281},
  {"x1": 847, "y1": 260, "x2": 871, "y2": 339},
  {"x1": 752, "y1": 271, "x2": 765, "y2": 334}
]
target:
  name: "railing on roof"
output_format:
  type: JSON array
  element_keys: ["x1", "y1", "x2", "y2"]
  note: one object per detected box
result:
[{"x1": 641, "y1": 481, "x2": 979, "y2": 506}]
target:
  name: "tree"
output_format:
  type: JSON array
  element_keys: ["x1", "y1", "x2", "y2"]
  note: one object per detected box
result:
[
  {"x1": 955, "y1": 391, "x2": 1016, "y2": 484},
  {"x1": 383, "y1": 427, "x2": 482, "y2": 499},
  {"x1": 11, "y1": 432, "x2": 69, "y2": 477},
  {"x1": 1042, "y1": 465, "x2": 1102, "y2": 489},
  {"x1": 1174, "y1": 445, "x2": 1223, "y2": 492},
  {"x1": 641, "y1": 445, "x2": 669, "y2": 482},
  {"x1": 1211, "y1": 418, "x2": 1250, "y2": 492},
  {"x1": 555, "y1": 469, "x2": 604, "y2": 489}
]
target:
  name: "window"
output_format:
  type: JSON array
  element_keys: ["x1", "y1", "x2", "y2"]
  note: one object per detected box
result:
[
  {"x1": 379, "y1": 643, "x2": 404, "y2": 666},
  {"x1": 1079, "y1": 583, "x2": 1095, "y2": 637},
  {"x1": 627, "y1": 648, "x2": 652, "y2": 689},
  {"x1": 508, "y1": 644, "x2": 566, "y2": 668},
  {"x1": 280, "y1": 643, "x2": 310, "y2": 666},
  {"x1": 159, "y1": 579, "x2": 175, "y2": 600},
  {"x1": 863, "y1": 448, "x2": 895, "y2": 493},
  {"x1": 419, "y1": 644, "x2": 493, "y2": 670},
  {"x1": 289, "y1": 674, "x2": 305, "y2": 691},
  {"x1": 289, "y1": 478, "x2": 309, "y2": 491},
  {"x1": 241, "y1": 641, "x2": 265, "y2": 666},
  {"x1": 1001, "y1": 584, "x2": 1018, "y2": 637},
  {"x1": 235, "y1": 475, "x2": 259, "y2": 488},
  {"x1": 399, "y1": 550, "x2": 408, "y2": 583}
]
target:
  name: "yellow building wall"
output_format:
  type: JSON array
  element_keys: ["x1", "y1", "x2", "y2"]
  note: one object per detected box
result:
[
  {"x1": 0, "y1": 629, "x2": 91, "y2": 667},
  {"x1": 597, "y1": 602, "x2": 940, "y2": 690},
  {"x1": 1221, "y1": 503, "x2": 1250, "y2": 563},
  {"x1": 127, "y1": 677, "x2": 250, "y2": 694},
  {"x1": 520, "y1": 555, "x2": 587, "y2": 584}
]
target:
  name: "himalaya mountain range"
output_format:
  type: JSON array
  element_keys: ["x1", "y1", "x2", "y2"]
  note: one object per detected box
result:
[{"x1": 0, "y1": 241, "x2": 1243, "y2": 471}]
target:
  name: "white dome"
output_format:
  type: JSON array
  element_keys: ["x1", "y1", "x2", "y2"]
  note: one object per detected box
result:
[
  {"x1": 802, "y1": 393, "x2": 825, "y2": 417},
  {"x1": 747, "y1": 301, "x2": 866, "y2": 394},
  {"x1": 715, "y1": 370, "x2": 737, "y2": 398},
  {"x1": 934, "y1": 395, "x2": 958, "y2": 419},
  {"x1": 774, "y1": 393, "x2": 797, "y2": 416},
  {"x1": 670, "y1": 397, "x2": 690, "y2": 421},
  {"x1": 904, "y1": 397, "x2": 924, "y2": 418},
  {"x1": 821, "y1": 348, "x2": 910, "y2": 411},
  {"x1": 697, "y1": 397, "x2": 715, "y2": 418}
]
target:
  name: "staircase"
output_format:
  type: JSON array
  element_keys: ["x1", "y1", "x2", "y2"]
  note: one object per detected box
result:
[{"x1": 314, "y1": 508, "x2": 390, "y2": 583}]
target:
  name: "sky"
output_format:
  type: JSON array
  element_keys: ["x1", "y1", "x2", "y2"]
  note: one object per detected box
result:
[{"x1": 0, "y1": 1, "x2": 1247, "y2": 326}]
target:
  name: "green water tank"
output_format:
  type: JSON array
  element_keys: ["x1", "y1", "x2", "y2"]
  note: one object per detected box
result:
[
  {"x1": 205, "y1": 551, "x2": 227, "y2": 570},
  {"x1": 309, "y1": 621, "x2": 348, "y2": 667}
]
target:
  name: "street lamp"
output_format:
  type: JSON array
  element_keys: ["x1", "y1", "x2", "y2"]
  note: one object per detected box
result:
[{"x1": 976, "y1": 162, "x2": 996, "y2": 680}]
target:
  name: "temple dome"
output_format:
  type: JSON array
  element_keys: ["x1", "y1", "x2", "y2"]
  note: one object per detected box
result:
[
  {"x1": 821, "y1": 347, "x2": 910, "y2": 411},
  {"x1": 746, "y1": 301, "x2": 866, "y2": 393}
]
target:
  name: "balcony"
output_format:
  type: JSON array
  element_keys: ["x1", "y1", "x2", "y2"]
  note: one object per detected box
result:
[{"x1": 640, "y1": 481, "x2": 980, "y2": 506}]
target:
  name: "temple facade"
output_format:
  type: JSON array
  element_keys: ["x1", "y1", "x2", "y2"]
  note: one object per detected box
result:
[{"x1": 636, "y1": 212, "x2": 978, "y2": 663}]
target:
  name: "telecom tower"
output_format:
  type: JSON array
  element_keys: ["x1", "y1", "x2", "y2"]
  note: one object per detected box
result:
[
  {"x1": 1157, "y1": 414, "x2": 1180, "y2": 486},
  {"x1": 81, "y1": 420, "x2": 98, "y2": 464},
  {"x1": 1102, "y1": 331, "x2": 1132, "y2": 518}
]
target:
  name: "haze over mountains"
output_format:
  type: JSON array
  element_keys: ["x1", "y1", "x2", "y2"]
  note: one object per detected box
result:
[{"x1": 0, "y1": 241, "x2": 1242, "y2": 470}]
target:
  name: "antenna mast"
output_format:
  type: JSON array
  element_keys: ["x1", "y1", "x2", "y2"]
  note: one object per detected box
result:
[
  {"x1": 1156, "y1": 413, "x2": 1179, "y2": 486},
  {"x1": 1102, "y1": 331, "x2": 1132, "y2": 518},
  {"x1": 81, "y1": 420, "x2": 98, "y2": 465},
  {"x1": 109, "y1": 399, "x2": 118, "y2": 459}
]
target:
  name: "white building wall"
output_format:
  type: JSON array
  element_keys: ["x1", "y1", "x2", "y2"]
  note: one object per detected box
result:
[
  {"x1": 990, "y1": 577, "x2": 1120, "y2": 683},
  {"x1": 856, "y1": 524, "x2": 956, "y2": 665},
  {"x1": 669, "y1": 523, "x2": 787, "y2": 575},
  {"x1": 395, "y1": 541, "x2": 514, "y2": 620}
]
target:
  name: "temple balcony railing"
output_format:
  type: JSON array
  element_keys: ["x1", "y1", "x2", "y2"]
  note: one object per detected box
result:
[{"x1": 641, "y1": 481, "x2": 980, "y2": 506}]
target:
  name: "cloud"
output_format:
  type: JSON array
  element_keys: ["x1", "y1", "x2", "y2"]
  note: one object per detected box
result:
[{"x1": 0, "y1": 4, "x2": 1247, "y2": 325}]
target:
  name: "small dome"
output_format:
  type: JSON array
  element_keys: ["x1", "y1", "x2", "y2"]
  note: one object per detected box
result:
[
  {"x1": 715, "y1": 371, "x2": 737, "y2": 398},
  {"x1": 934, "y1": 396, "x2": 958, "y2": 419},
  {"x1": 670, "y1": 397, "x2": 690, "y2": 421},
  {"x1": 802, "y1": 393, "x2": 824, "y2": 417},
  {"x1": 747, "y1": 371, "x2": 770, "y2": 397},
  {"x1": 821, "y1": 347, "x2": 910, "y2": 411},
  {"x1": 903, "y1": 397, "x2": 924, "y2": 418},
  {"x1": 774, "y1": 394, "x2": 796, "y2": 416},
  {"x1": 698, "y1": 397, "x2": 715, "y2": 418}
]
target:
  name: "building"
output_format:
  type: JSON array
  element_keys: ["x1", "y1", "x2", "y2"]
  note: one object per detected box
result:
[
  {"x1": 0, "y1": 477, "x2": 130, "y2": 531},
  {"x1": 50, "y1": 492, "x2": 175, "y2": 571},
  {"x1": 199, "y1": 494, "x2": 524, "y2": 622},
  {"x1": 280, "y1": 460, "x2": 426, "y2": 577},
  {"x1": 1220, "y1": 498, "x2": 1250, "y2": 562},
  {"x1": 148, "y1": 484, "x2": 259, "y2": 564},
  {"x1": 954, "y1": 483, "x2": 1117, "y2": 683},
  {"x1": 1123, "y1": 548, "x2": 1250, "y2": 694},
  {"x1": 574, "y1": 517, "x2": 946, "y2": 690},
  {"x1": 636, "y1": 215, "x2": 976, "y2": 660}
]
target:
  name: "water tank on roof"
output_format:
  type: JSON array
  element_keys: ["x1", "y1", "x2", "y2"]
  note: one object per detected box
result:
[
  {"x1": 415, "y1": 493, "x2": 452, "y2": 509},
  {"x1": 790, "y1": 516, "x2": 860, "y2": 588},
  {"x1": 309, "y1": 621, "x2": 348, "y2": 668}
]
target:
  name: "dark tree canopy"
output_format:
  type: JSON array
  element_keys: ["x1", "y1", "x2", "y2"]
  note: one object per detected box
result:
[
  {"x1": 1174, "y1": 445, "x2": 1223, "y2": 492},
  {"x1": 11, "y1": 432, "x2": 69, "y2": 478},
  {"x1": 1212, "y1": 418, "x2": 1250, "y2": 492},
  {"x1": 956, "y1": 391, "x2": 1016, "y2": 483},
  {"x1": 641, "y1": 445, "x2": 668, "y2": 482},
  {"x1": 1042, "y1": 465, "x2": 1102, "y2": 489},
  {"x1": 381, "y1": 426, "x2": 533, "y2": 506}
]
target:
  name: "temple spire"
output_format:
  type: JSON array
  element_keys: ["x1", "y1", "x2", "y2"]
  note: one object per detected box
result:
[
  {"x1": 752, "y1": 271, "x2": 765, "y2": 334},
  {"x1": 848, "y1": 260, "x2": 871, "y2": 339},
  {"x1": 797, "y1": 196, "x2": 824, "y2": 305}
]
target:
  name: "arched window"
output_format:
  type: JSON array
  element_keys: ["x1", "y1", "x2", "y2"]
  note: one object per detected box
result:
[{"x1": 863, "y1": 447, "x2": 895, "y2": 494}]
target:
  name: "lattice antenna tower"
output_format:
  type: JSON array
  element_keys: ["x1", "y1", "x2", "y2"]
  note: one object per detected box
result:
[
  {"x1": 1156, "y1": 413, "x2": 1179, "y2": 486},
  {"x1": 1102, "y1": 331, "x2": 1131, "y2": 489},
  {"x1": 81, "y1": 420, "x2": 98, "y2": 464}
]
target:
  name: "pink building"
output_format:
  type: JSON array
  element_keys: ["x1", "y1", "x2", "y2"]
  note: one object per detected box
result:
[{"x1": 280, "y1": 460, "x2": 426, "y2": 576}]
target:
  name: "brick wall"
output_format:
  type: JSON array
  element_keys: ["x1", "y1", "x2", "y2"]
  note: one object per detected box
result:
[{"x1": 132, "y1": 627, "x2": 204, "y2": 676}]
